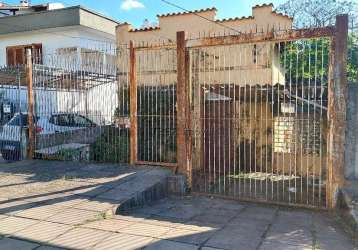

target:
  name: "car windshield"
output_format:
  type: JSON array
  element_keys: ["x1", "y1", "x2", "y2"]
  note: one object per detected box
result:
[{"x1": 8, "y1": 114, "x2": 38, "y2": 126}]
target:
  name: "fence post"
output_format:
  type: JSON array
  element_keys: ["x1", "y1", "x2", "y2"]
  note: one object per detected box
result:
[
  {"x1": 26, "y1": 48, "x2": 34, "y2": 159},
  {"x1": 176, "y1": 31, "x2": 192, "y2": 186},
  {"x1": 129, "y1": 41, "x2": 138, "y2": 165},
  {"x1": 327, "y1": 14, "x2": 348, "y2": 209}
]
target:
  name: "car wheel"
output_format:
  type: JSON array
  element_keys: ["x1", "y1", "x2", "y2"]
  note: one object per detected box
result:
[{"x1": 1, "y1": 150, "x2": 20, "y2": 161}]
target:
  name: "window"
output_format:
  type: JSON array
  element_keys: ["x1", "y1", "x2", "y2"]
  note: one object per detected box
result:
[
  {"x1": 6, "y1": 44, "x2": 42, "y2": 66},
  {"x1": 72, "y1": 115, "x2": 93, "y2": 127},
  {"x1": 50, "y1": 114, "x2": 70, "y2": 127},
  {"x1": 8, "y1": 114, "x2": 38, "y2": 126}
]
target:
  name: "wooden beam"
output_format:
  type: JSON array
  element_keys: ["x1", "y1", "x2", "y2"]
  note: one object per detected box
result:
[
  {"x1": 187, "y1": 26, "x2": 336, "y2": 48},
  {"x1": 26, "y1": 48, "x2": 34, "y2": 159},
  {"x1": 327, "y1": 15, "x2": 348, "y2": 209},
  {"x1": 176, "y1": 31, "x2": 192, "y2": 180},
  {"x1": 129, "y1": 40, "x2": 138, "y2": 165}
]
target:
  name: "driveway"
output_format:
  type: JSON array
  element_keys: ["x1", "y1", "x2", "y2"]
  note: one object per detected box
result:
[{"x1": 0, "y1": 160, "x2": 356, "y2": 250}]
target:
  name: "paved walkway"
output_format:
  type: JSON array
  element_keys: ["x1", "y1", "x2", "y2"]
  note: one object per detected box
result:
[{"x1": 0, "y1": 160, "x2": 356, "y2": 250}]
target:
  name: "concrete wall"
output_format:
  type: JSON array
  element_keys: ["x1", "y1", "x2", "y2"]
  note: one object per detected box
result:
[
  {"x1": 116, "y1": 5, "x2": 292, "y2": 43},
  {"x1": 345, "y1": 84, "x2": 358, "y2": 179},
  {"x1": 116, "y1": 4, "x2": 292, "y2": 87}
]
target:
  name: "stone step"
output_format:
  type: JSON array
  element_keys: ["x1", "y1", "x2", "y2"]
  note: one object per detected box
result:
[{"x1": 94, "y1": 168, "x2": 173, "y2": 215}]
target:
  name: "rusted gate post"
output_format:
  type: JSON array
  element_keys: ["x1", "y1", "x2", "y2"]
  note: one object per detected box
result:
[
  {"x1": 26, "y1": 48, "x2": 34, "y2": 159},
  {"x1": 176, "y1": 31, "x2": 192, "y2": 186},
  {"x1": 129, "y1": 41, "x2": 138, "y2": 165},
  {"x1": 327, "y1": 14, "x2": 348, "y2": 209}
]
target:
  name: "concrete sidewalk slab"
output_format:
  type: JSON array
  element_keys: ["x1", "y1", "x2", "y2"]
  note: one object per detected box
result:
[
  {"x1": 0, "y1": 161, "x2": 356, "y2": 250},
  {"x1": 48, "y1": 227, "x2": 111, "y2": 249},
  {"x1": 13, "y1": 221, "x2": 72, "y2": 244}
]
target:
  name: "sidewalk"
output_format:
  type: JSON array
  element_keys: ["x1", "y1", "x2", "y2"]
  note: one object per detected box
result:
[{"x1": 0, "y1": 160, "x2": 356, "y2": 250}]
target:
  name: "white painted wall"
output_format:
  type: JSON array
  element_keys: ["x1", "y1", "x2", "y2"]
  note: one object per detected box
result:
[
  {"x1": 0, "y1": 82, "x2": 118, "y2": 125},
  {"x1": 0, "y1": 25, "x2": 115, "y2": 66},
  {"x1": 0, "y1": 25, "x2": 118, "y2": 125}
]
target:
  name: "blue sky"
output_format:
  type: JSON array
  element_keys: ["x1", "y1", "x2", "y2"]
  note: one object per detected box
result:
[{"x1": 6, "y1": 0, "x2": 287, "y2": 27}]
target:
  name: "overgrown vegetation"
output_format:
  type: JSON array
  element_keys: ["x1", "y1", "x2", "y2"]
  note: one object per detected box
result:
[
  {"x1": 137, "y1": 85, "x2": 177, "y2": 163},
  {"x1": 90, "y1": 126, "x2": 130, "y2": 163},
  {"x1": 278, "y1": 0, "x2": 358, "y2": 83},
  {"x1": 90, "y1": 85, "x2": 176, "y2": 164},
  {"x1": 279, "y1": 39, "x2": 330, "y2": 85}
]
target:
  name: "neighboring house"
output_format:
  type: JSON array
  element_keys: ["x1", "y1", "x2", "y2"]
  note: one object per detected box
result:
[
  {"x1": 0, "y1": 2, "x2": 120, "y2": 125},
  {"x1": 116, "y1": 4, "x2": 325, "y2": 178},
  {"x1": 0, "y1": 2, "x2": 119, "y2": 67}
]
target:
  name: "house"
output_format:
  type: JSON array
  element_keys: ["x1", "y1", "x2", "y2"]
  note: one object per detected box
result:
[
  {"x1": 115, "y1": 4, "x2": 327, "y2": 183},
  {"x1": 116, "y1": 4, "x2": 293, "y2": 86},
  {"x1": 0, "y1": 2, "x2": 120, "y2": 125},
  {"x1": 0, "y1": 1, "x2": 119, "y2": 66}
]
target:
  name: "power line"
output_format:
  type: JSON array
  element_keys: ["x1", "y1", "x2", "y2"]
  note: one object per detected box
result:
[{"x1": 159, "y1": 0, "x2": 242, "y2": 35}]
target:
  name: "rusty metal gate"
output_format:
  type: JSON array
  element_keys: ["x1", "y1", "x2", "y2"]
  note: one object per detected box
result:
[
  {"x1": 8, "y1": 15, "x2": 347, "y2": 209},
  {"x1": 188, "y1": 39, "x2": 329, "y2": 208},
  {"x1": 175, "y1": 16, "x2": 348, "y2": 209},
  {"x1": 124, "y1": 17, "x2": 347, "y2": 208}
]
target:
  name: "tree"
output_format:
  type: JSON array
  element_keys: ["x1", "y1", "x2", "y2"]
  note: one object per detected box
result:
[
  {"x1": 278, "y1": 0, "x2": 358, "y2": 83},
  {"x1": 277, "y1": 0, "x2": 357, "y2": 28}
]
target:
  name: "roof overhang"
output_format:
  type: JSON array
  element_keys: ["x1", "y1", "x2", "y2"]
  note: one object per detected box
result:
[{"x1": 0, "y1": 6, "x2": 120, "y2": 36}]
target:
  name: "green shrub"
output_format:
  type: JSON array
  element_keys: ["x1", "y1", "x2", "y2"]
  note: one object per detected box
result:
[{"x1": 90, "y1": 126, "x2": 129, "y2": 163}]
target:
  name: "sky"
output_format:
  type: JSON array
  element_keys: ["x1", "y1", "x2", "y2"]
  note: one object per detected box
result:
[{"x1": 5, "y1": 0, "x2": 287, "y2": 27}]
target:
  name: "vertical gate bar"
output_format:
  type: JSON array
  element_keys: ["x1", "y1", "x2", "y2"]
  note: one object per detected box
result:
[
  {"x1": 319, "y1": 39, "x2": 325, "y2": 206},
  {"x1": 271, "y1": 42, "x2": 275, "y2": 201},
  {"x1": 295, "y1": 42, "x2": 299, "y2": 203},
  {"x1": 265, "y1": 43, "x2": 269, "y2": 201},
  {"x1": 327, "y1": 14, "x2": 348, "y2": 209},
  {"x1": 26, "y1": 48, "x2": 34, "y2": 160},
  {"x1": 282, "y1": 41, "x2": 287, "y2": 203},
  {"x1": 300, "y1": 41, "x2": 305, "y2": 203},
  {"x1": 288, "y1": 41, "x2": 293, "y2": 204},
  {"x1": 176, "y1": 31, "x2": 192, "y2": 183},
  {"x1": 307, "y1": 39, "x2": 311, "y2": 205},
  {"x1": 313, "y1": 39, "x2": 318, "y2": 205},
  {"x1": 129, "y1": 40, "x2": 138, "y2": 165}
]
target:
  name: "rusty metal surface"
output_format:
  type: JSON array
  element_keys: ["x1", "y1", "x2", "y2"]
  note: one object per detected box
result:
[
  {"x1": 187, "y1": 26, "x2": 336, "y2": 48},
  {"x1": 26, "y1": 49, "x2": 34, "y2": 159},
  {"x1": 327, "y1": 15, "x2": 348, "y2": 209},
  {"x1": 188, "y1": 32, "x2": 331, "y2": 208},
  {"x1": 129, "y1": 41, "x2": 138, "y2": 165},
  {"x1": 176, "y1": 31, "x2": 189, "y2": 175}
]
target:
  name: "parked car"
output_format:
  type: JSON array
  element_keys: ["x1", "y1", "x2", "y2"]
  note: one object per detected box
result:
[
  {"x1": 0, "y1": 113, "x2": 38, "y2": 161},
  {"x1": 37, "y1": 113, "x2": 97, "y2": 135},
  {"x1": 0, "y1": 112, "x2": 97, "y2": 161}
]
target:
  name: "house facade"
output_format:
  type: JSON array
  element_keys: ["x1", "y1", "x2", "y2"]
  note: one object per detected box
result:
[
  {"x1": 0, "y1": 3, "x2": 120, "y2": 125},
  {"x1": 0, "y1": 3, "x2": 119, "y2": 66},
  {"x1": 116, "y1": 4, "x2": 293, "y2": 86}
]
